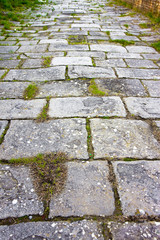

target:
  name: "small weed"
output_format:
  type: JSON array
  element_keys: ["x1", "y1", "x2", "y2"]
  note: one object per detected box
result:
[
  {"x1": 10, "y1": 152, "x2": 68, "y2": 201},
  {"x1": 123, "y1": 158, "x2": 136, "y2": 161},
  {"x1": 0, "y1": 122, "x2": 9, "y2": 144},
  {"x1": 109, "y1": 39, "x2": 135, "y2": 47},
  {"x1": 36, "y1": 97, "x2": 50, "y2": 122},
  {"x1": 124, "y1": 24, "x2": 129, "y2": 28},
  {"x1": 88, "y1": 80, "x2": 105, "y2": 96},
  {"x1": 68, "y1": 35, "x2": 87, "y2": 44},
  {"x1": 125, "y1": 32, "x2": 133, "y2": 36},
  {"x1": 23, "y1": 84, "x2": 39, "y2": 100},
  {"x1": 42, "y1": 56, "x2": 52, "y2": 67},
  {"x1": 151, "y1": 41, "x2": 160, "y2": 53},
  {"x1": 139, "y1": 23, "x2": 151, "y2": 28},
  {"x1": 43, "y1": 26, "x2": 49, "y2": 31},
  {"x1": 86, "y1": 118, "x2": 94, "y2": 160},
  {"x1": 106, "y1": 31, "x2": 110, "y2": 36}
]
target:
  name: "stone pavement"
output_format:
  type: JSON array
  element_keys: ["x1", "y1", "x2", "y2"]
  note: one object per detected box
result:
[{"x1": 0, "y1": 0, "x2": 160, "y2": 239}]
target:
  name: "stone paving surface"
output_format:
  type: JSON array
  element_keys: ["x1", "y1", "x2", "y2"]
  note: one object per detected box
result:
[{"x1": 0, "y1": 0, "x2": 160, "y2": 238}]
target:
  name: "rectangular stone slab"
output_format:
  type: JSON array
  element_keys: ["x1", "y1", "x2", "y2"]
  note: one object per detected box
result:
[
  {"x1": 109, "y1": 222, "x2": 160, "y2": 240},
  {"x1": 124, "y1": 97, "x2": 160, "y2": 118},
  {"x1": 0, "y1": 46, "x2": 19, "y2": 53},
  {"x1": 68, "y1": 66, "x2": 116, "y2": 78},
  {"x1": 116, "y1": 68, "x2": 160, "y2": 79},
  {"x1": 49, "y1": 161, "x2": 115, "y2": 217},
  {"x1": 4, "y1": 67, "x2": 65, "y2": 81},
  {"x1": 113, "y1": 161, "x2": 160, "y2": 216},
  {"x1": 49, "y1": 44, "x2": 89, "y2": 51},
  {"x1": 17, "y1": 44, "x2": 47, "y2": 53},
  {"x1": 0, "y1": 119, "x2": 88, "y2": 160},
  {"x1": 0, "y1": 164, "x2": 44, "y2": 219},
  {"x1": 0, "y1": 82, "x2": 30, "y2": 98},
  {"x1": 0, "y1": 99, "x2": 46, "y2": 119},
  {"x1": 142, "y1": 81, "x2": 160, "y2": 97},
  {"x1": 90, "y1": 44, "x2": 127, "y2": 52},
  {"x1": 51, "y1": 57, "x2": 92, "y2": 66},
  {"x1": 0, "y1": 220, "x2": 104, "y2": 240},
  {"x1": 49, "y1": 97, "x2": 126, "y2": 117},
  {"x1": 90, "y1": 119, "x2": 160, "y2": 159}
]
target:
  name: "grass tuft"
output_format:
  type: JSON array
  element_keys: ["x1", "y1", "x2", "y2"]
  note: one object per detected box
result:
[
  {"x1": 23, "y1": 84, "x2": 39, "y2": 100},
  {"x1": 36, "y1": 96, "x2": 50, "y2": 122},
  {"x1": 42, "y1": 56, "x2": 52, "y2": 68},
  {"x1": 151, "y1": 41, "x2": 160, "y2": 53},
  {"x1": 109, "y1": 39, "x2": 135, "y2": 47},
  {"x1": 88, "y1": 80, "x2": 105, "y2": 96}
]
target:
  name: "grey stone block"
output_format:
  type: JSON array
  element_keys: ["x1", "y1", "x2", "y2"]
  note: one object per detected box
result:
[
  {"x1": 49, "y1": 161, "x2": 115, "y2": 217},
  {"x1": 0, "y1": 99, "x2": 46, "y2": 119},
  {"x1": 142, "y1": 81, "x2": 160, "y2": 97},
  {"x1": 0, "y1": 46, "x2": 19, "y2": 53},
  {"x1": 22, "y1": 59, "x2": 44, "y2": 68},
  {"x1": 142, "y1": 53, "x2": 160, "y2": 60},
  {"x1": 36, "y1": 80, "x2": 89, "y2": 98},
  {"x1": 39, "y1": 39, "x2": 68, "y2": 44},
  {"x1": 125, "y1": 59, "x2": 158, "y2": 68},
  {"x1": 68, "y1": 66, "x2": 116, "y2": 79},
  {"x1": 0, "y1": 60, "x2": 20, "y2": 69},
  {"x1": 116, "y1": 68, "x2": 160, "y2": 79},
  {"x1": 51, "y1": 57, "x2": 92, "y2": 66},
  {"x1": 18, "y1": 40, "x2": 38, "y2": 45},
  {"x1": 90, "y1": 119, "x2": 160, "y2": 159},
  {"x1": 25, "y1": 52, "x2": 64, "y2": 58},
  {"x1": 49, "y1": 44, "x2": 89, "y2": 51},
  {"x1": 95, "y1": 79, "x2": 147, "y2": 96},
  {"x1": 124, "y1": 97, "x2": 160, "y2": 118},
  {"x1": 126, "y1": 46, "x2": 157, "y2": 53},
  {"x1": 4, "y1": 67, "x2": 66, "y2": 81},
  {"x1": 0, "y1": 121, "x2": 8, "y2": 136},
  {"x1": 67, "y1": 51, "x2": 105, "y2": 59},
  {"x1": 95, "y1": 59, "x2": 126, "y2": 67},
  {"x1": 0, "y1": 164, "x2": 44, "y2": 219},
  {"x1": 0, "y1": 53, "x2": 19, "y2": 60},
  {"x1": 49, "y1": 97, "x2": 126, "y2": 117},
  {"x1": 17, "y1": 45, "x2": 47, "y2": 53},
  {"x1": 90, "y1": 44, "x2": 127, "y2": 52},
  {"x1": 71, "y1": 24, "x2": 100, "y2": 28},
  {"x1": 0, "y1": 220, "x2": 104, "y2": 240},
  {"x1": 113, "y1": 161, "x2": 160, "y2": 216},
  {"x1": 109, "y1": 222, "x2": 160, "y2": 240},
  {"x1": 0, "y1": 119, "x2": 88, "y2": 160},
  {"x1": 107, "y1": 53, "x2": 143, "y2": 59},
  {"x1": 0, "y1": 82, "x2": 30, "y2": 98}
]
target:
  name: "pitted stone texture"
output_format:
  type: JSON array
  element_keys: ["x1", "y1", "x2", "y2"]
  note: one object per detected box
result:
[
  {"x1": 0, "y1": 164, "x2": 44, "y2": 219},
  {"x1": 36, "y1": 80, "x2": 89, "y2": 98},
  {"x1": 17, "y1": 45, "x2": 47, "y2": 53},
  {"x1": 95, "y1": 59, "x2": 126, "y2": 68},
  {"x1": 116, "y1": 68, "x2": 160, "y2": 79},
  {"x1": 22, "y1": 59, "x2": 44, "y2": 68},
  {"x1": 0, "y1": 46, "x2": 19, "y2": 53},
  {"x1": 0, "y1": 121, "x2": 8, "y2": 136},
  {"x1": 142, "y1": 53, "x2": 160, "y2": 60},
  {"x1": 124, "y1": 97, "x2": 160, "y2": 118},
  {"x1": 0, "y1": 60, "x2": 20, "y2": 69},
  {"x1": 49, "y1": 97, "x2": 126, "y2": 117},
  {"x1": 90, "y1": 44, "x2": 127, "y2": 52},
  {"x1": 0, "y1": 99, "x2": 46, "y2": 119},
  {"x1": 126, "y1": 46, "x2": 157, "y2": 53},
  {"x1": 90, "y1": 119, "x2": 160, "y2": 159},
  {"x1": 49, "y1": 44, "x2": 89, "y2": 51},
  {"x1": 107, "y1": 53, "x2": 143, "y2": 59},
  {"x1": 0, "y1": 82, "x2": 30, "y2": 98},
  {"x1": 125, "y1": 59, "x2": 158, "y2": 68},
  {"x1": 142, "y1": 81, "x2": 160, "y2": 97},
  {"x1": 49, "y1": 161, "x2": 115, "y2": 217},
  {"x1": 0, "y1": 119, "x2": 88, "y2": 160},
  {"x1": 0, "y1": 220, "x2": 104, "y2": 240},
  {"x1": 95, "y1": 79, "x2": 147, "y2": 96},
  {"x1": 39, "y1": 39, "x2": 68, "y2": 44},
  {"x1": 0, "y1": 53, "x2": 19, "y2": 60},
  {"x1": 71, "y1": 24, "x2": 100, "y2": 28},
  {"x1": 109, "y1": 222, "x2": 160, "y2": 240},
  {"x1": 51, "y1": 57, "x2": 92, "y2": 66},
  {"x1": 0, "y1": 70, "x2": 6, "y2": 78},
  {"x1": 67, "y1": 51, "x2": 105, "y2": 59},
  {"x1": 113, "y1": 161, "x2": 160, "y2": 216},
  {"x1": 68, "y1": 66, "x2": 116, "y2": 79},
  {"x1": 4, "y1": 67, "x2": 65, "y2": 81}
]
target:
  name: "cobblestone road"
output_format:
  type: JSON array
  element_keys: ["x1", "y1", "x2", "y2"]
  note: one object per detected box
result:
[{"x1": 0, "y1": 0, "x2": 160, "y2": 239}]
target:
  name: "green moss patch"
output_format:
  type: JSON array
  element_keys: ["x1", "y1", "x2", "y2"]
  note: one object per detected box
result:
[
  {"x1": 42, "y1": 56, "x2": 52, "y2": 68},
  {"x1": 23, "y1": 84, "x2": 39, "y2": 100},
  {"x1": 151, "y1": 41, "x2": 160, "y2": 53},
  {"x1": 88, "y1": 80, "x2": 106, "y2": 96},
  {"x1": 36, "y1": 97, "x2": 50, "y2": 122},
  {"x1": 109, "y1": 39, "x2": 135, "y2": 47}
]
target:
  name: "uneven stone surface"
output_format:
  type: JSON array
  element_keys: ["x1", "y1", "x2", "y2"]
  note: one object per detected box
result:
[
  {"x1": 116, "y1": 68, "x2": 160, "y2": 79},
  {"x1": 49, "y1": 97, "x2": 126, "y2": 117},
  {"x1": 142, "y1": 81, "x2": 160, "y2": 97},
  {"x1": 0, "y1": 99, "x2": 46, "y2": 119},
  {"x1": 49, "y1": 161, "x2": 115, "y2": 217},
  {"x1": 124, "y1": 97, "x2": 160, "y2": 118},
  {"x1": 0, "y1": 119, "x2": 88, "y2": 160},
  {"x1": 4, "y1": 67, "x2": 66, "y2": 81},
  {"x1": 0, "y1": 164, "x2": 44, "y2": 219},
  {"x1": 0, "y1": 82, "x2": 30, "y2": 98},
  {"x1": 90, "y1": 119, "x2": 160, "y2": 159},
  {"x1": 0, "y1": 220, "x2": 104, "y2": 240},
  {"x1": 113, "y1": 161, "x2": 160, "y2": 216},
  {"x1": 0, "y1": 120, "x2": 8, "y2": 136},
  {"x1": 0, "y1": 60, "x2": 20, "y2": 69},
  {"x1": 51, "y1": 57, "x2": 92, "y2": 66},
  {"x1": 109, "y1": 222, "x2": 160, "y2": 240}
]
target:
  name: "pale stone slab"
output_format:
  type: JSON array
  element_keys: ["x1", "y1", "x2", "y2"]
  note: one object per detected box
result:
[
  {"x1": 0, "y1": 121, "x2": 8, "y2": 136},
  {"x1": 95, "y1": 79, "x2": 147, "y2": 96},
  {"x1": 0, "y1": 70, "x2": 6, "y2": 78},
  {"x1": 4, "y1": 67, "x2": 66, "y2": 81},
  {"x1": 0, "y1": 46, "x2": 19, "y2": 53},
  {"x1": 0, "y1": 82, "x2": 30, "y2": 98},
  {"x1": 22, "y1": 59, "x2": 44, "y2": 68},
  {"x1": 116, "y1": 68, "x2": 160, "y2": 79},
  {"x1": 125, "y1": 59, "x2": 158, "y2": 68},
  {"x1": 51, "y1": 57, "x2": 92, "y2": 66},
  {"x1": 67, "y1": 51, "x2": 105, "y2": 59},
  {"x1": 71, "y1": 24, "x2": 100, "y2": 28},
  {"x1": 36, "y1": 80, "x2": 89, "y2": 98},
  {"x1": 90, "y1": 119, "x2": 160, "y2": 159},
  {"x1": 0, "y1": 60, "x2": 20, "y2": 69},
  {"x1": 17, "y1": 45, "x2": 47, "y2": 53},
  {"x1": 0, "y1": 164, "x2": 44, "y2": 219},
  {"x1": 95, "y1": 59, "x2": 126, "y2": 67},
  {"x1": 124, "y1": 97, "x2": 160, "y2": 118},
  {"x1": 18, "y1": 40, "x2": 38, "y2": 45},
  {"x1": 49, "y1": 161, "x2": 115, "y2": 217},
  {"x1": 142, "y1": 53, "x2": 160, "y2": 60},
  {"x1": 49, "y1": 97, "x2": 126, "y2": 117},
  {"x1": 142, "y1": 81, "x2": 160, "y2": 97},
  {"x1": 0, "y1": 99, "x2": 46, "y2": 119},
  {"x1": 0, "y1": 220, "x2": 104, "y2": 240},
  {"x1": 49, "y1": 44, "x2": 89, "y2": 51},
  {"x1": 0, "y1": 53, "x2": 19, "y2": 60},
  {"x1": 0, "y1": 119, "x2": 88, "y2": 160},
  {"x1": 68, "y1": 66, "x2": 116, "y2": 79},
  {"x1": 90, "y1": 44, "x2": 127, "y2": 52},
  {"x1": 126, "y1": 46, "x2": 157, "y2": 53},
  {"x1": 107, "y1": 53, "x2": 143, "y2": 59},
  {"x1": 39, "y1": 39, "x2": 68, "y2": 44},
  {"x1": 113, "y1": 161, "x2": 160, "y2": 216},
  {"x1": 109, "y1": 222, "x2": 160, "y2": 240},
  {"x1": 25, "y1": 52, "x2": 64, "y2": 58}
]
